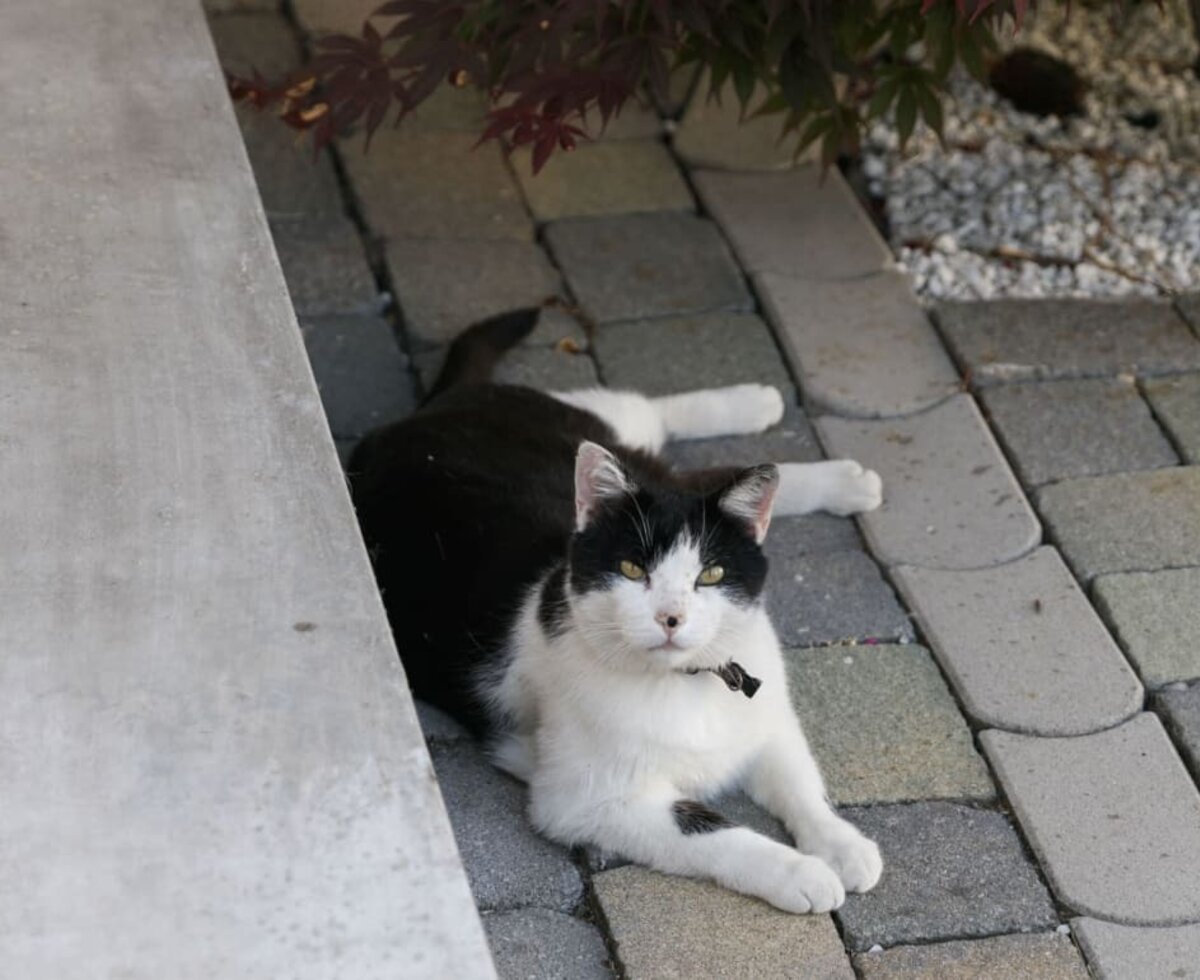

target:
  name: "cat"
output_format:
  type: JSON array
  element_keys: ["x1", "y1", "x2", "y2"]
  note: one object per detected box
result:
[{"x1": 349, "y1": 308, "x2": 885, "y2": 913}]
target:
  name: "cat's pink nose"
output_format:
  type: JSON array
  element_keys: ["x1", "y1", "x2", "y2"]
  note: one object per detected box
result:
[{"x1": 656, "y1": 610, "x2": 685, "y2": 633}]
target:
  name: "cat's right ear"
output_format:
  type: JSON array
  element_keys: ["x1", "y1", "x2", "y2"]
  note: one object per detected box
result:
[{"x1": 574, "y1": 441, "x2": 633, "y2": 532}]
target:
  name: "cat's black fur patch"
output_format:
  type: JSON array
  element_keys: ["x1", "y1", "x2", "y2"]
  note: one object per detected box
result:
[
  {"x1": 537, "y1": 563, "x2": 569, "y2": 639},
  {"x1": 673, "y1": 800, "x2": 734, "y2": 835},
  {"x1": 348, "y1": 312, "x2": 773, "y2": 738}
]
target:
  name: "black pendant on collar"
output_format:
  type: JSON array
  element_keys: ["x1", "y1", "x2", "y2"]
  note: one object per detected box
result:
[{"x1": 687, "y1": 660, "x2": 762, "y2": 698}]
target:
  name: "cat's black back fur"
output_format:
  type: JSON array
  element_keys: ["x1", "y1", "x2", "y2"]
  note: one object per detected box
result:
[{"x1": 348, "y1": 310, "x2": 745, "y2": 735}]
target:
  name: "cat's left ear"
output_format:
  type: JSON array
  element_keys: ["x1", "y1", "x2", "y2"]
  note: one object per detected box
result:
[
  {"x1": 719, "y1": 464, "x2": 779, "y2": 544},
  {"x1": 575, "y1": 441, "x2": 634, "y2": 531}
]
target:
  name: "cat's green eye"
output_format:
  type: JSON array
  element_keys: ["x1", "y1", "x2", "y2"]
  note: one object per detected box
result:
[
  {"x1": 619, "y1": 560, "x2": 646, "y2": 581},
  {"x1": 697, "y1": 565, "x2": 725, "y2": 586}
]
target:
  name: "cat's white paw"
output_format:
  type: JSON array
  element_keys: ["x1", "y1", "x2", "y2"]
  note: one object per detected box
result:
[
  {"x1": 818, "y1": 459, "x2": 883, "y2": 516},
  {"x1": 804, "y1": 820, "x2": 883, "y2": 894},
  {"x1": 720, "y1": 384, "x2": 785, "y2": 434},
  {"x1": 762, "y1": 854, "x2": 846, "y2": 914}
]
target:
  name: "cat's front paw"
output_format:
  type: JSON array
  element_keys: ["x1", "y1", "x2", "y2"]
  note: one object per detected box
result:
[
  {"x1": 720, "y1": 384, "x2": 785, "y2": 434},
  {"x1": 805, "y1": 820, "x2": 883, "y2": 894},
  {"x1": 818, "y1": 460, "x2": 883, "y2": 516},
  {"x1": 763, "y1": 854, "x2": 846, "y2": 914}
]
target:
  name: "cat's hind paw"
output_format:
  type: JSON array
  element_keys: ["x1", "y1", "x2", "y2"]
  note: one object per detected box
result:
[{"x1": 818, "y1": 460, "x2": 883, "y2": 516}]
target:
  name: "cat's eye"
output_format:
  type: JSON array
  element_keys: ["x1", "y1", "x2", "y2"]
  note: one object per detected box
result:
[
  {"x1": 619, "y1": 560, "x2": 646, "y2": 581},
  {"x1": 697, "y1": 565, "x2": 725, "y2": 586}
]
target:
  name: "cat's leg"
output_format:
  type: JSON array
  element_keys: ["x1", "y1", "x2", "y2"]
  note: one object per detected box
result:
[
  {"x1": 773, "y1": 461, "x2": 883, "y2": 517},
  {"x1": 743, "y1": 726, "x2": 883, "y2": 894},
  {"x1": 551, "y1": 385, "x2": 785, "y2": 452},
  {"x1": 653, "y1": 385, "x2": 785, "y2": 441},
  {"x1": 531, "y1": 786, "x2": 846, "y2": 913}
]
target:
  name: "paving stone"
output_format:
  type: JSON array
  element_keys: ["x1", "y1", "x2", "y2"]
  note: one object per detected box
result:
[
  {"x1": 544, "y1": 213, "x2": 752, "y2": 324},
  {"x1": 1037, "y1": 467, "x2": 1200, "y2": 581},
  {"x1": 1093, "y1": 568, "x2": 1200, "y2": 688},
  {"x1": 894, "y1": 547, "x2": 1143, "y2": 736},
  {"x1": 592, "y1": 312, "x2": 792, "y2": 397},
  {"x1": 593, "y1": 866, "x2": 854, "y2": 979},
  {"x1": 206, "y1": 10, "x2": 299, "y2": 77},
  {"x1": 855, "y1": 933, "x2": 1089, "y2": 979},
  {"x1": 765, "y1": 528, "x2": 913, "y2": 647},
  {"x1": 413, "y1": 346, "x2": 598, "y2": 394},
  {"x1": 205, "y1": 0, "x2": 279, "y2": 13},
  {"x1": 482, "y1": 908, "x2": 612, "y2": 980},
  {"x1": 981, "y1": 378, "x2": 1178, "y2": 486},
  {"x1": 428, "y1": 741, "x2": 584, "y2": 913},
  {"x1": 1155, "y1": 682, "x2": 1200, "y2": 781},
  {"x1": 1144, "y1": 373, "x2": 1200, "y2": 463},
  {"x1": 1073, "y1": 917, "x2": 1200, "y2": 980},
  {"x1": 693, "y1": 168, "x2": 893, "y2": 280},
  {"x1": 663, "y1": 406, "x2": 823, "y2": 471},
  {"x1": 587, "y1": 99, "x2": 663, "y2": 140},
  {"x1": 758, "y1": 271, "x2": 959, "y2": 418},
  {"x1": 291, "y1": 0, "x2": 372, "y2": 36},
  {"x1": 982, "y1": 713, "x2": 1200, "y2": 925},
  {"x1": 414, "y1": 699, "x2": 471, "y2": 743},
  {"x1": 513, "y1": 141, "x2": 692, "y2": 222},
  {"x1": 386, "y1": 240, "x2": 570, "y2": 348},
  {"x1": 341, "y1": 129, "x2": 532, "y2": 242},
  {"x1": 816, "y1": 395, "x2": 1041, "y2": 570},
  {"x1": 786, "y1": 645, "x2": 993, "y2": 805},
  {"x1": 836, "y1": 802, "x2": 1058, "y2": 952},
  {"x1": 402, "y1": 85, "x2": 488, "y2": 132},
  {"x1": 298, "y1": 314, "x2": 416, "y2": 438},
  {"x1": 1178, "y1": 292, "x2": 1200, "y2": 333},
  {"x1": 656, "y1": 64, "x2": 702, "y2": 118},
  {"x1": 273, "y1": 222, "x2": 379, "y2": 316},
  {"x1": 935, "y1": 299, "x2": 1200, "y2": 385},
  {"x1": 673, "y1": 76, "x2": 814, "y2": 171}
]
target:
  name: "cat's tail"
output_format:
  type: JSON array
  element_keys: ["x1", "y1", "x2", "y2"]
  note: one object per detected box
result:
[{"x1": 422, "y1": 307, "x2": 542, "y2": 404}]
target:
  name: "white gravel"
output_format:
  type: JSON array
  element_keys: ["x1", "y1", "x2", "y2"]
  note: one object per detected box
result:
[{"x1": 863, "y1": 0, "x2": 1200, "y2": 301}]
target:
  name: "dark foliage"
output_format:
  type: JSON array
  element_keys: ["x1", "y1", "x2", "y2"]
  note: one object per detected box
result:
[{"x1": 225, "y1": 1, "x2": 1125, "y2": 172}]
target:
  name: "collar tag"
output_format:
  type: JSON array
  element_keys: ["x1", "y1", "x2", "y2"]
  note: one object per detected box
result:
[{"x1": 687, "y1": 660, "x2": 762, "y2": 699}]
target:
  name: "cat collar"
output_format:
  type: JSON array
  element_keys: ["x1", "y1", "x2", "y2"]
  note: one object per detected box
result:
[{"x1": 686, "y1": 660, "x2": 762, "y2": 699}]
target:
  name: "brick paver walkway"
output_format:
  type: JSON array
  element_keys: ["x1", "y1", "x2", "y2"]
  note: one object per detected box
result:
[{"x1": 211, "y1": 8, "x2": 1200, "y2": 977}]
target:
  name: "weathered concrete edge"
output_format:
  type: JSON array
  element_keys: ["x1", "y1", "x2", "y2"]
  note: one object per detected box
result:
[{"x1": 0, "y1": 2, "x2": 494, "y2": 976}]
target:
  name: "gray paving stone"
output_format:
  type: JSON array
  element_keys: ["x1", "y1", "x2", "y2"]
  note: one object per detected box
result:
[
  {"x1": 206, "y1": 10, "x2": 298, "y2": 78},
  {"x1": 1176, "y1": 292, "x2": 1200, "y2": 333},
  {"x1": 298, "y1": 314, "x2": 416, "y2": 438},
  {"x1": 1037, "y1": 467, "x2": 1200, "y2": 580},
  {"x1": 758, "y1": 271, "x2": 960, "y2": 418},
  {"x1": 544, "y1": 213, "x2": 752, "y2": 324},
  {"x1": 587, "y1": 99, "x2": 663, "y2": 140},
  {"x1": 482, "y1": 908, "x2": 612, "y2": 980},
  {"x1": 592, "y1": 312, "x2": 792, "y2": 397},
  {"x1": 673, "y1": 76, "x2": 814, "y2": 171},
  {"x1": 981, "y1": 377, "x2": 1178, "y2": 486},
  {"x1": 663, "y1": 406, "x2": 823, "y2": 471},
  {"x1": 386, "y1": 240, "x2": 568, "y2": 348},
  {"x1": 836, "y1": 802, "x2": 1058, "y2": 952},
  {"x1": 428, "y1": 741, "x2": 584, "y2": 913},
  {"x1": 593, "y1": 866, "x2": 854, "y2": 979},
  {"x1": 341, "y1": 129, "x2": 532, "y2": 242},
  {"x1": 413, "y1": 346, "x2": 598, "y2": 394},
  {"x1": 1144, "y1": 373, "x2": 1200, "y2": 463},
  {"x1": 983, "y1": 713, "x2": 1200, "y2": 925},
  {"x1": 1093, "y1": 568, "x2": 1200, "y2": 688},
  {"x1": 854, "y1": 933, "x2": 1089, "y2": 979},
  {"x1": 414, "y1": 699, "x2": 471, "y2": 743},
  {"x1": 894, "y1": 547, "x2": 1143, "y2": 736},
  {"x1": 291, "y1": 0, "x2": 373, "y2": 37},
  {"x1": 786, "y1": 645, "x2": 994, "y2": 805},
  {"x1": 656, "y1": 64, "x2": 702, "y2": 118},
  {"x1": 693, "y1": 168, "x2": 893, "y2": 280},
  {"x1": 273, "y1": 222, "x2": 379, "y2": 316},
  {"x1": 402, "y1": 84, "x2": 488, "y2": 132},
  {"x1": 934, "y1": 299, "x2": 1200, "y2": 385},
  {"x1": 205, "y1": 0, "x2": 279, "y2": 13},
  {"x1": 1073, "y1": 917, "x2": 1200, "y2": 980},
  {"x1": 513, "y1": 141, "x2": 692, "y2": 222},
  {"x1": 1155, "y1": 682, "x2": 1200, "y2": 781},
  {"x1": 766, "y1": 534, "x2": 914, "y2": 647},
  {"x1": 816, "y1": 395, "x2": 1041, "y2": 570}
]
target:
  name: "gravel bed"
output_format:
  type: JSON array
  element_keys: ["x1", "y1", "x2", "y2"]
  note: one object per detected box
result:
[{"x1": 863, "y1": 0, "x2": 1200, "y2": 300}]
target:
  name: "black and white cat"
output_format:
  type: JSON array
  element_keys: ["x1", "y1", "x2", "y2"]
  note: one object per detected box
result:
[{"x1": 349, "y1": 309, "x2": 884, "y2": 913}]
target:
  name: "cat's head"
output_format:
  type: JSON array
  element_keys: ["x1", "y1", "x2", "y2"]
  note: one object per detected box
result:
[{"x1": 566, "y1": 441, "x2": 776, "y2": 671}]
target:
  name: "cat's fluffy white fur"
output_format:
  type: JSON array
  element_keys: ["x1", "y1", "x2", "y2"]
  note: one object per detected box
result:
[{"x1": 483, "y1": 384, "x2": 885, "y2": 914}]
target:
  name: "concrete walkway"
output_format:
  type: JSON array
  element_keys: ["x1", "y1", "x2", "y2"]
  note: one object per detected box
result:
[
  {"x1": 1, "y1": 1, "x2": 492, "y2": 975},
  {"x1": 211, "y1": 6, "x2": 1200, "y2": 977}
]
